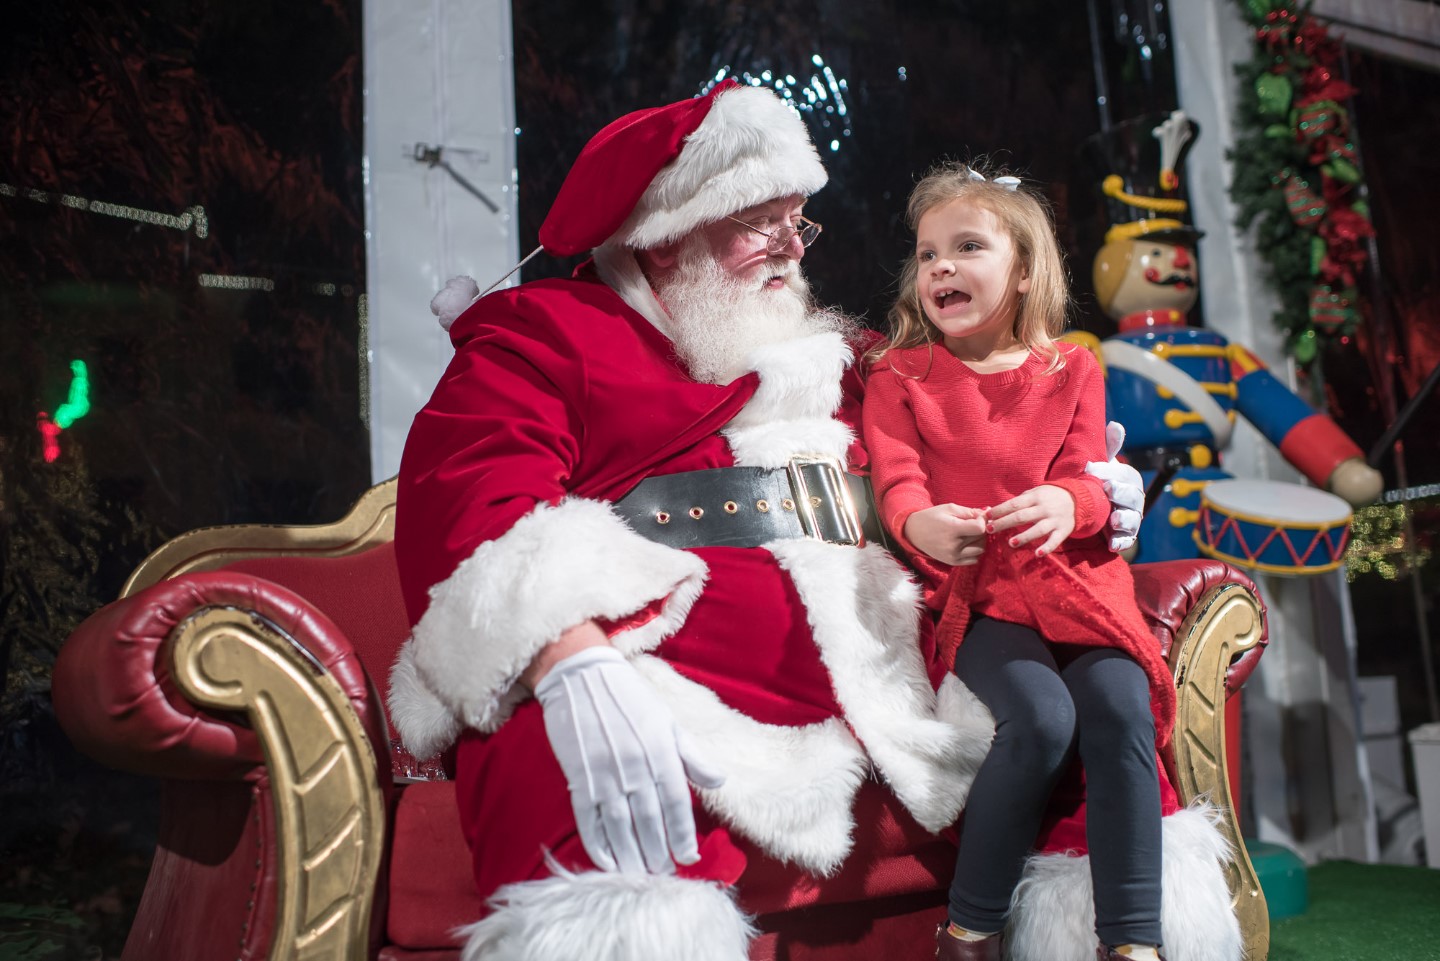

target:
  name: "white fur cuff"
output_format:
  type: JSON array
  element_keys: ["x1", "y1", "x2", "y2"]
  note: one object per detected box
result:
[
  {"x1": 458, "y1": 859, "x2": 755, "y2": 961},
  {"x1": 1006, "y1": 805, "x2": 1242, "y2": 961},
  {"x1": 388, "y1": 497, "x2": 708, "y2": 757}
]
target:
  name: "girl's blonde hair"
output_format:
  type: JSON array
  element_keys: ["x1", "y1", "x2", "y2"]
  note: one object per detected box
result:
[{"x1": 876, "y1": 159, "x2": 1071, "y2": 371}]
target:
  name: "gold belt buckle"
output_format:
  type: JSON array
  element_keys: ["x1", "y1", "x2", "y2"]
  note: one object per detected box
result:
[{"x1": 786, "y1": 455, "x2": 863, "y2": 546}]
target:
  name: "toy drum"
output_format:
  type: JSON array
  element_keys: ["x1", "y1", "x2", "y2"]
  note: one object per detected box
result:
[{"x1": 1194, "y1": 479, "x2": 1353, "y2": 575}]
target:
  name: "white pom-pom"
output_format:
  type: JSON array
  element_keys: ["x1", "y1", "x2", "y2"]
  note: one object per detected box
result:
[{"x1": 430, "y1": 276, "x2": 481, "y2": 331}]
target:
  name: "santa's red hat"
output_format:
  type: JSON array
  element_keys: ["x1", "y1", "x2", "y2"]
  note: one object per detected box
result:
[{"x1": 539, "y1": 80, "x2": 828, "y2": 256}]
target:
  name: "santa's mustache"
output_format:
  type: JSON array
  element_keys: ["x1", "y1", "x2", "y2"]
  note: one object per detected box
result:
[{"x1": 760, "y1": 258, "x2": 800, "y2": 286}]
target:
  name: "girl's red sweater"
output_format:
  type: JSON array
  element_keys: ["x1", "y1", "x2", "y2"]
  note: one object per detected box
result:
[{"x1": 863, "y1": 342, "x2": 1175, "y2": 745}]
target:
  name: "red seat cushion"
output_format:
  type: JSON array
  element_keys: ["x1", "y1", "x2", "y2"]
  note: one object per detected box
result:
[
  {"x1": 387, "y1": 782, "x2": 483, "y2": 950},
  {"x1": 225, "y1": 543, "x2": 410, "y2": 729},
  {"x1": 381, "y1": 778, "x2": 958, "y2": 951}
]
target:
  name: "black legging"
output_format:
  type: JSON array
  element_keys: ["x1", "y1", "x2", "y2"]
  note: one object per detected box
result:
[{"x1": 948, "y1": 617, "x2": 1163, "y2": 947}]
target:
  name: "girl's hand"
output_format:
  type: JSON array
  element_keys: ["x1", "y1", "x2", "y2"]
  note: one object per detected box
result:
[
  {"x1": 903, "y1": 504, "x2": 988, "y2": 566},
  {"x1": 986, "y1": 485, "x2": 1076, "y2": 557}
]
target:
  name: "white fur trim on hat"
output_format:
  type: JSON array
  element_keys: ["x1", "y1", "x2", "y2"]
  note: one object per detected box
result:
[
  {"x1": 387, "y1": 497, "x2": 708, "y2": 757},
  {"x1": 458, "y1": 857, "x2": 755, "y2": 961},
  {"x1": 431, "y1": 275, "x2": 481, "y2": 331},
  {"x1": 1005, "y1": 804, "x2": 1242, "y2": 961},
  {"x1": 617, "y1": 85, "x2": 827, "y2": 251}
]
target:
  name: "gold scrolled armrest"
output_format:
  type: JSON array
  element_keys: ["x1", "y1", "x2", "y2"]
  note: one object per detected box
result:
[
  {"x1": 169, "y1": 605, "x2": 386, "y2": 961},
  {"x1": 1167, "y1": 582, "x2": 1269, "y2": 961}
]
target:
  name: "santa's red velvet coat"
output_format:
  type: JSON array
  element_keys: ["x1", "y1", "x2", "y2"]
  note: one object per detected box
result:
[{"x1": 389, "y1": 265, "x2": 995, "y2": 905}]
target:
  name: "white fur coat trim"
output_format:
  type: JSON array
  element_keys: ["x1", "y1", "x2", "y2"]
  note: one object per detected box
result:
[
  {"x1": 934, "y1": 672, "x2": 998, "y2": 805},
  {"x1": 770, "y1": 538, "x2": 989, "y2": 832},
  {"x1": 458, "y1": 856, "x2": 754, "y2": 961},
  {"x1": 387, "y1": 497, "x2": 708, "y2": 758},
  {"x1": 730, "y1": 332, "x2": 850, "y2": 425},
  {"x1": 723, "y1": 331, "x2": 854, "y2": 467},
  {"x1": 617, "y1": 85, "x2": 828, "y2": 253},
  {"x1": 631, "y1": 655, "x2": 869, "y2": 876},
  {"x1": 592, "y1": 243, "x2": 674, "y2": 338},
  {"x1": 1006, "y1": 805, "x2": 1242, "y2": 961}
]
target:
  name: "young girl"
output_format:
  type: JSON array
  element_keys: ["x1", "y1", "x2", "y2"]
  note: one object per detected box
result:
[{"x1": 862, "y1": 162, "x2": 1177, "y2": 961}]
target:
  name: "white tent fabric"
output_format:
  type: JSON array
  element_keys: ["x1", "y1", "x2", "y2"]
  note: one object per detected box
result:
[
  {"x1": 1171, "y1": 0, "x2": 1382, "y2": 866},
  {"x1": 362, "y1": 0, "x2": 520, "y2": 483}
]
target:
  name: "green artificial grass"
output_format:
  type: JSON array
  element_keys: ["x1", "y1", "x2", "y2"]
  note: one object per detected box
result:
[{"x1": 1268, "y1": 860, "x2": 1440, "y2": 961}]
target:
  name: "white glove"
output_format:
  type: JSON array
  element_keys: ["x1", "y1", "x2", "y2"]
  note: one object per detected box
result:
[
  {"x1": 1085, "y1": 421, "x2": 1145, "y2": 553},
  {"x1": 534, "y1": 646, "x2": 725, "y2": 874}
]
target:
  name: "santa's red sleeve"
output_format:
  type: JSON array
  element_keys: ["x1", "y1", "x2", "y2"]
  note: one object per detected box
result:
[{"x1": 386, "y1": 291, "x2": 707, "y2": 759}]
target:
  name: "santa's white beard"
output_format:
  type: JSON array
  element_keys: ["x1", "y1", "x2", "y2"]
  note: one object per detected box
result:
[{"x1": 654, "y1": 244, "x2": 854, "y2": 386}]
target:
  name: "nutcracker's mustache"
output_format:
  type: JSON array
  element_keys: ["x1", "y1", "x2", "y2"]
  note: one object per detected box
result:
[{"x1": 1148, "y1": 272, "x2": 1193, "y2": 288}]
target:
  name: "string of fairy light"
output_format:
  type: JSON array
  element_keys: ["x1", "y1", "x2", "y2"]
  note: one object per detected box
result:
[
  {"x1": 0, "y1": 181, "x2": 209, "y2": 236},
  {"x1": 702, "y1": 54, "x2": 853, "y2": 153},
  {"x1": 1, "y1": 182, "x2": 352, "y2": 295}
]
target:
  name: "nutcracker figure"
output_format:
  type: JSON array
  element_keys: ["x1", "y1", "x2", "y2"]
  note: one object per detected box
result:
[{"x1": 1075, "y1": 112, "x2": 1382, "y2": 571}]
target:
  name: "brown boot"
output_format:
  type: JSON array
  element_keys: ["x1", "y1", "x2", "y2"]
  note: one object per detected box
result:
[
  {"x1": 1096, "y1": 947, "x2": 1167, "y2": 961},
  {"x1": 936, "y1": 925, "x2": 1002, "y2": 961}
]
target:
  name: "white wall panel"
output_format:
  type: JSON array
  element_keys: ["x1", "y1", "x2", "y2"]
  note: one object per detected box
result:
[
  {"x1": 1172, "y1": 0, "x2": 1378, "y2": 863},
  {"x1": 363, "y1": 0, "x2": 518, "y2": 482}
]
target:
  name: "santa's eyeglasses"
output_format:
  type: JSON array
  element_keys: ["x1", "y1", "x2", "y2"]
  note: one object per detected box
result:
[{"x1": 725, "y1": 215, "x2": 823, "y2": 254}]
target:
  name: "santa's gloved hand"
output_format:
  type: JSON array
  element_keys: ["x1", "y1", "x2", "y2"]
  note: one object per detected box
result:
[
  {"x1": 534, "y1": 645, "x2": 725, "y2": 874},
  {"x1": 1085, "y1": 421, "x2": 1144, "y2": 553}
]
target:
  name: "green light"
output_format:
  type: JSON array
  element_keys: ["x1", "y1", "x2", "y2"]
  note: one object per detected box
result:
[{"x1": 54, "y1": 360, "x2": 91, "y2": 429}]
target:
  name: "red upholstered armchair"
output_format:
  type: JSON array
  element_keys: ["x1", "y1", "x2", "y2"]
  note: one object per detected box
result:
[{"x1": 54, "y1": 479, "x2": 1271, "y2": 961}]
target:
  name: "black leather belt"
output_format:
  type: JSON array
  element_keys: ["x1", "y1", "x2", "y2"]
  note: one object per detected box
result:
[{"x1": 613, "y1": 457, "x2": 889, "y2": 550}]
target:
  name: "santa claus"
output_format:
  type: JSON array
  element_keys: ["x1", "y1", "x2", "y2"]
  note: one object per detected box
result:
[{"x1": 386, "y1": 80, "x2": 1236, "y2": 961}]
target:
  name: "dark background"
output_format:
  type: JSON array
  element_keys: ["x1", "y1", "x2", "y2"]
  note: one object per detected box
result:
[
  {"x1": 510, "y1": 0, "x2": 1183, "y2": 329},
  {"x1": 1, "y1": 1, "x2": 368, "y2": 955},
  {"x1": 1, "y1": 0, "x2": 1435, "y2": 955}
]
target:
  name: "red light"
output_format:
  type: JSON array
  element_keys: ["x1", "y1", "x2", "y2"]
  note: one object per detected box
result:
[{"x1": 37, "y1": 412, "x2": 61, "y2": 463}]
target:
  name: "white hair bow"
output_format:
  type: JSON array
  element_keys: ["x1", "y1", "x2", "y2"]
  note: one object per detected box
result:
[{"x1": 966, "y1": 169, "x2": 1021, "y2": 191}]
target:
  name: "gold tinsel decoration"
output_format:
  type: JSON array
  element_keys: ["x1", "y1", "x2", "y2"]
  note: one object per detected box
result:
[{"x1": 1345, "y1": 500, "x2": 1432, "y2": 582}]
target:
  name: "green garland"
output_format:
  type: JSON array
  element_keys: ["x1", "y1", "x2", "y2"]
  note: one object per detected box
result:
[{"x1": 1227, "y1": 0, "x2": 1373, "y2": 365}]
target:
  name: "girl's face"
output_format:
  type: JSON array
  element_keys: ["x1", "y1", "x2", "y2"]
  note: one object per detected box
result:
[{"x1": 914, "y1": 197, "x2": 1030, "y2": 358}]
